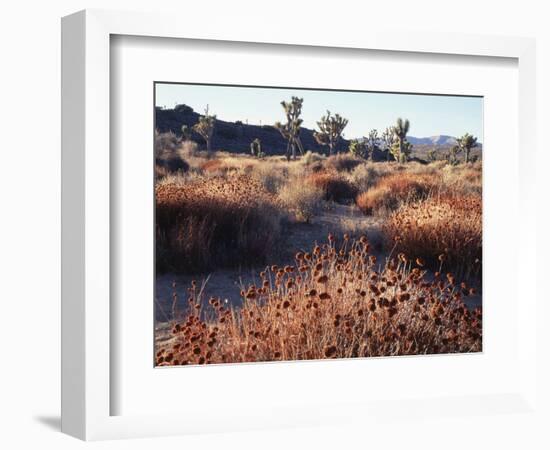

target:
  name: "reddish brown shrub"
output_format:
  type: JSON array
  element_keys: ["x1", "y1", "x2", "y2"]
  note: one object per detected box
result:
[
  {"x1": 306, "y1": 171, "x2": 358, "y2": 203},
  {"x1": 156, "y1": 236, "x2": 482, "y2": 366},
  {"x1": 324, "y1": 154, "x2": 363, "y2": 172},
  {"x1": 200, "y1": 159, "x2": 226, "y2": 173},
  {"x1": 383, "y1": 195, "x2": 482, "y2": 279},
  {"x1": 356, "y1": 172, "x2": 439, "y2": 215},
  {"x1": 156, "y1": 175, "x2": 282, "y2": 273}
]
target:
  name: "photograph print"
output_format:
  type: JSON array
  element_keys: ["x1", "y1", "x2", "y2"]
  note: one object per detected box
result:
[{"x1": 154, "y1": 83, "x2": 483, "y2": 367}]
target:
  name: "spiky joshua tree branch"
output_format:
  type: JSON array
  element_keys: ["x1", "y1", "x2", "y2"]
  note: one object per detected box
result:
[
  {"x1": 456, "y1": 133, "x2": 478, "y2": 163},
  {"x1": 390, "y1": 118, "x2": 412, "y2": 163},
  {"x1": 274, "y1": 97, "x2": 304, "y2": 161},
  {"x1": 365, "y1": 129, "x2": 381, "y2": 161},
  {"x1": 250, "y1": 138, "x2": 264, "y2": 158},
  {"x1": 381, "y1": 126, "x2": 396, "y2": 161},
  {"x1": 193, "y1": 105, "x2": 216, "y2": 152},
  {"x1": 348, "y1": 139, "x2": 367, "y2": 159},
  {"x1": 314, "y1": 111, "x2": 348, "y2": 156}
]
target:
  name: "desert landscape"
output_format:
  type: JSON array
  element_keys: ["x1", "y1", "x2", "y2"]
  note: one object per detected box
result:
[{"x1": 153, "y1": 87, "x2": 482, "y2": 366}]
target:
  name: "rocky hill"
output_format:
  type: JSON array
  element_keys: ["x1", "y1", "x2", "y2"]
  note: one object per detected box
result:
[
  {"x1": 155, "y1": 104, "x2": 481, "y2": 161},
  {"x1": 155, "y1": 104, "x2": 352, "y2": 156}
]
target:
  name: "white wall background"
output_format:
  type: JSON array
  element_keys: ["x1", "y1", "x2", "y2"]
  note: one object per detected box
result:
[{"x1": 0, "y1": 1, "x2": 547, "y2": 449}]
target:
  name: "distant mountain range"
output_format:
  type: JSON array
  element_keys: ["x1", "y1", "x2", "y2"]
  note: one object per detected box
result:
[
  {"x1": 408, "y1": 135, "x2": 457, "y2": 146},
  {"x1": 156, "y1": 105, "x2": 481, "y2": 160}
]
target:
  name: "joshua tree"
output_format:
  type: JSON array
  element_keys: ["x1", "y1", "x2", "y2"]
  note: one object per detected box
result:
[
  {"x1": 365, "y1": 129, "x2": 381, "y2": 160},
  {"x1": 314, "y1": 111, "x2": 348, "y2": 156},
  {"x1": 274, "y1": 97, "x2": 305, "y2": 161},
  {"x1": 456, "y1": 133, "x2": 478, "y2": 163},
  {"x1": 250, "y1": 138, "x2": 264, "y2": 158},
  {"x1": 192, "y1": 105, "x2": 216, "y2": 152},
  {"x1": 427, "y1": 148, "x2": 437, "y2": 162},
  {"x1": 381, "y1": 126, "x2": 396, "y2": 161},
  {"x1": 180, "y1": 124, "x2": 192, "y2": 141},
  {"x1": 392, "y1": 117, "x2": 411, "y2": 163},
  {"x1": 390, "y1": 140, "x2": 413, "y2": 163},
  {"x1": 447, "y1": 145, "x2": 461, "y2": 165},
  {"x1": 348, "y1": 139, "x2": 367, "y2": 159}
]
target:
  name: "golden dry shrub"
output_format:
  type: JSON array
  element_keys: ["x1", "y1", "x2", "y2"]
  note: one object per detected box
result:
[
  {"x1": 156, "y1": 236, "x2": 482, "y2": 366},
  {"x1": 383, "y1": 195, "x2": 482, "y2": 279},
  {"x1": 441, "y1": 162, "x2": 482, "y2": 195},
  {"x1": 155, "y1": 174, "x2": 283, "y2": 273},
  {"x1": 356, "y1": 172, "x2": 439, "y2": 215},
  {"x1": 306, "y1": 171, "x2": 358, "y2": 203},
  {"x1": 278, "y1": 182, "x2": 323, "y2": 223},
  {"x1": 250, "y1": 160, "x2": 290, "y2": 194},
  {"x1": 348, "y1": 162, "x2": 394, "y2": 192},
  {"x1": 199, "y1": 158, "x2": 228, "y2": 174}
]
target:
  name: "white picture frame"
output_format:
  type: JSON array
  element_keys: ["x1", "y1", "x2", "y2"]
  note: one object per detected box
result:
[{"x1": 61, "y1": 9, "x2": 540, "y2": 442}]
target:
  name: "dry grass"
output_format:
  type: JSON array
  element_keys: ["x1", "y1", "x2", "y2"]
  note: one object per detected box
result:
[
  {"x1": 155, "y1": 131, "x2": 190, "y2": 177},
  {"x1": 356, "y1": 172, "x2": 440, "y2": 215},
  {"x1": 306, "y1": 171, "x2": 358, "y2": 203},
  {"x1": 156, "y1": 174, "x2": 283, "y2": 273},
  {"x1": 250, "y1": 160, "x2": 290, "y2": 194},
  {"x1": 278, "y1": 181, "x2": 324, "y2": 223},
  {"x1": 200, "y1": 159, "x2": 227, "y2": 173},
  {"x1": 441, "y1": 162, "x2": 483, "y2": 195},
  {"x1": 348, "y1": 162, "x2": 394, "y2": 192},
  {"x1": 383, "y1": 195, "x2": 482, "y2": 280},
  {"x1": 156, "y1": 236, "x2": 482, "y2": 366},
  {"x1": 324, "y1": 153, "x2": 363, "y2": 173},
  {"x1": 155, "y1": 130, "x2": 180, "y2": 157},
  {"x1": 301, "y1": 150, "x2": 325, "y2": 167}
]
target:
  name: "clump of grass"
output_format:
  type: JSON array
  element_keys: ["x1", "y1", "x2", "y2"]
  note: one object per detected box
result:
[
  {"x1": 301, "y1": 150, "x2": 325, "y2": 166},
  {"x1": 307, "y1": 171, "x2": 358, "y2": 203},
  {"x1": 324, "y1": 153, "x2": 363, "y2": 172},
  {"x1": 155, "y1": 130, "x2": 181, "y2": 156},
  {"x1": 156, "y1": 174, "x2": 283, "y2": 273},
  {"x1": 200, "y1": 159, "x2": 227, "y2": 173},
  {"x1": 278, "y1": 182, "x2": 323, "y2": 223},
  {"x1": 155, "y1": 131, "x2": 190, "y2": 176},
  {"x1": 383, "y1": 195, "x2": 482, "y2": 280},
  {"x1": 251, "y1": 161, "x2": 289, "y2": 194},
  {"x1": 441, "y1": 162, "x2": 482, "y2": 195},
  {"x1": 348, "y1": 162, "x2": 394, "y2": 191},
  {"x1": 356, "y1": 172, "x2": 439, "y2": 215},
  {"x1": 156, "y1": 236, "x2": 482, "y2": 366}
]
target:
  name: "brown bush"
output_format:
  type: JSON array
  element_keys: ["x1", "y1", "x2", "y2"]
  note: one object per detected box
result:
[
  {"x1": 155, "y1": 130, "x2": 180, "y2": 157},
  {"x1": 200, "y1": 159, "x2": 226, "y2": 173},
  {"x1": 356, "y1": 172, "x2": 439, "y2": 215},
  {"x1": 383, "y1": 195, "x2": 482, "y2": 280},
  {"x1": 156, "y1": 175, "x2": 283, "y2": 273},
  {"x1": 156, "y1": 236, "x2": 482, "y2": 366},
  {"x1": 324, "y1": 154, "x2": 363, "y2": 172},
  {"x1": 306, "y1": 171, "x2": 358, "y2": 203}
]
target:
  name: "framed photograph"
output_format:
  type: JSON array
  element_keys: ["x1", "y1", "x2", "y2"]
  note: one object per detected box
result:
[
  {"x1": 62, "y1": 9, "x2": 540, "y2": 442},
  {"x1": 152, "y1": 82, "x2": 484, "y2": 367}
]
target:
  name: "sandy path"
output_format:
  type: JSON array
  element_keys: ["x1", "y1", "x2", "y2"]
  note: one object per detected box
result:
[
  {"x1": 154, "y1": 202, "x2": 481, "y2": 326},
  {"x1": 154, "y1": 203, "x2": 382, "y2": 322}
]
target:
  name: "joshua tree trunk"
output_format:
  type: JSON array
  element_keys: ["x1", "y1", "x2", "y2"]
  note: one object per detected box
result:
[
  {"x1": 397, "y1": 136, "x2": 404, "y2": 162},
  {"x1": 464, "y1": 148, "x2": 470, "y2": 163}
]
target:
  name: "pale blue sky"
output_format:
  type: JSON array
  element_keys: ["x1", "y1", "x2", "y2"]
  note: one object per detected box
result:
[{"x1": 155, "y1": 83, "x2": 483, "y2": 140}]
